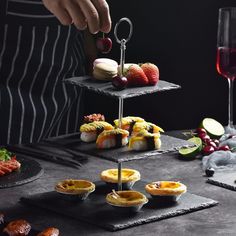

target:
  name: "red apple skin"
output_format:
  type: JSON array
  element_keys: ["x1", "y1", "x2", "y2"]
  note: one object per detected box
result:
[{"x1": 96, "y1": 37, "x2": 112, "y2": 54}]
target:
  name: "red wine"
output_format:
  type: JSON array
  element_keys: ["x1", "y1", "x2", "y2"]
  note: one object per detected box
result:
[{"x1": 217, "y1": 47, "x2": 236, "y2": 80}]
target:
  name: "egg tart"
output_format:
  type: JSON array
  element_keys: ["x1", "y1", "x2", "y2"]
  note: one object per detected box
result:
[
  {"x1": 55, "y1": 179, "x2": 95, "y2": 201},
  {"x1": 106, "y1": 190, "x2": 148, "y2": 212},
  {"x1": 145, "y1": 181, "x2": 187, "y2": 202},
  {"x1": 100, "y1": 168, "x2": 140, "y2": 190}
]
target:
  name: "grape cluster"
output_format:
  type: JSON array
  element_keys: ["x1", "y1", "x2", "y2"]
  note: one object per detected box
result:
[{"x1": 195, "y1": 128, "x2": 230, "y2": 155}]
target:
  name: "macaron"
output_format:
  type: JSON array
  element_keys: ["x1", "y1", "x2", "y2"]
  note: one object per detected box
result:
[
  {"x1": 93, "y1": 62, "x2": 118, "y2": 81},
  {"x1": 93, "y1": 58, "x2": 118, "y2": 68}
]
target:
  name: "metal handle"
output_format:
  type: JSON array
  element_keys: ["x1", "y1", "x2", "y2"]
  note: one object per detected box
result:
[{"x1": 114, "y1": 17, "x2": 133, "y2": 44}]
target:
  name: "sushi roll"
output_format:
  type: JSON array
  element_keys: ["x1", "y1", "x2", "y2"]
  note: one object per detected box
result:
[
  {"x1": 132, "y1": 121, "x2": 164, "y2": 136},
  {"x1": 80, "y1": 121, "x2": 114, "y2": 142},
  {"x1": 129, "y1": 130, "x2": 162, "y2": 151},
  {"x1": 96, "y1": 128, "x2": 129, "y2": 149},
  {"x1": 113, "y1": 116, "x2": 144, "y2": 132}
]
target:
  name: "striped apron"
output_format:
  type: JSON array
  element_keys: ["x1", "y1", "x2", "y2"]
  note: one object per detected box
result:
[{"x1": 0, "y1": 0, "x2": 86, "y2": 145}]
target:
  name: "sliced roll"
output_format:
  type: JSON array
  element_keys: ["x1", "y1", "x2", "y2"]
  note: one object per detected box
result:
[
  {"x1": 96, "y1": 128, "x2": 129, "y2": 149},
  {"x1": 129, "y1": 130, "x2": 161, "y2": 151},
  {"x1": 80, "y1": 121, "x2": 114, "y2": 142},
  {"x1": 113, "y1": 116, "x2": 144, "y2": 132},
  {"x1": 132, "y1": 121, "x2": 164, "y2": 136}
]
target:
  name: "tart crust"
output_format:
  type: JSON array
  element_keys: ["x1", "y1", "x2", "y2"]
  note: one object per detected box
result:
[
  {"x1": 55, "y1": 179, "x2": 95, "y2": 194},
  {"x1": 106, "y1": 190, "x2": 148, "y2": 207},
  {"x1": 101, "y1": 169, "x2": 140, "y2": 183},
  {"x1": 145, "y1": 181, "x2": 187, "y2": 196}
]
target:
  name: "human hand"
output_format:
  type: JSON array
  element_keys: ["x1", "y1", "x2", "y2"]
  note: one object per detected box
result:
[{"x1": 42, "y1": 0, "x2": 111, "y2": 34}]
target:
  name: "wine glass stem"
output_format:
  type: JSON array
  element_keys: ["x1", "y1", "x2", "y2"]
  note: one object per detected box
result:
[{"x1": 228, "y1": 78, "x2": 234, "y2": 128}]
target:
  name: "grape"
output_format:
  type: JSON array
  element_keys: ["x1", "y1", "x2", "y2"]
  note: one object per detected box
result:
[
  {"x1": 206, "y1": 141, "x2": 218, "y2": 150},
  {"x1": 205, "y1": 167, "x2": 215, "y2": 177},
  {"x1": 203, "y1": 145, "x2": 215, "y2": 155},
  {"x1": 212, "y1": 139, "x2": 220, "y2": 146},
  {"x1": 112, "y1": 76, "x2": 128, "y2": 90},
  {"x1": 218, "y1": 145, "x2": 230, "y2": 151},
  {"x1": 199, "y1": 133, "x2": 211, "y2": 143},
  {"x1": 196, "y1": 128, "x2": 207, "y2": 135}
]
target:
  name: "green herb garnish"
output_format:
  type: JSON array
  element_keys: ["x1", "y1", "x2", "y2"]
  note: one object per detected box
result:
[{"x1": 0, "y1": 148, "x2": 13, "y2": 161}]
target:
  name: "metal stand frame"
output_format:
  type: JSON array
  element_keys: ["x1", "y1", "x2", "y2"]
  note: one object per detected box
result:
[{"x1": 114, "y1": 18, "x2": 133, "y2": 191}]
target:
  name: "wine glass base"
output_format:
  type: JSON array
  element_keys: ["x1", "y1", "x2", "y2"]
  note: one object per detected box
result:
[{"x1": 225, "y1": 125, "x2": 236, "y2": 135}]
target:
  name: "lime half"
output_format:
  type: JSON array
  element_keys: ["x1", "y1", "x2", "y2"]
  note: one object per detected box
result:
[
  {"x1": 200, "y1": 118, "x2": 225, "y2": 138},
  {"x1": 179, "y1": 137, "x2": 202, "y2": 158}
]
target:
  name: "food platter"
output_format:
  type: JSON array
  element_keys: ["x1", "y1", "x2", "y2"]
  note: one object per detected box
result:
[
  {"x1": 21, "y1": 181, "x2": 218, "y2": 232},
  {"x1": 64, "y1": 76, "x2": 181, "y2": 99},
  {"x1": 0, "y1": 155, "x2": 43, "y2": 188},
  {"x1": 54, "y1": 133, "x2": 194, "y2": 163}
]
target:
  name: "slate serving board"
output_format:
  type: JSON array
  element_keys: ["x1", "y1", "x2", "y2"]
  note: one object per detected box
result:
[
  {"x1": 21, "y1": 181, "x2": 218, "y2": 232},
  {"x1": 64, "y1": 76, "x2": 181, "y2": 99},
  {"x1": 207, "y1": 170, "x2": 236, "y2": 191},
  {"x1": 0, "y1": 156, "x2": 43, "y2": 189},
  {"x1": 47, "y1": 134, "x2": 194, "y2": 163}
]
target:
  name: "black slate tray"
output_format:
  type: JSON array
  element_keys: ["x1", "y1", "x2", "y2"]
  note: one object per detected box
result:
[
  {"x1": 207, "y1": 170, "x2": 236, "y2": 191},
  {"x1": 21, "y1": 181, "x2": 218, "y2": 232},
  {"x1": 7, "y1": 133, "x2": 193, "y2": 164},
  {"x1": 64, "y1": 76, "x2": 181, "y2": 99},
  {"x1": 0, "y1": 156, "x2": 43, "y2": 189},
  {"x1": 47, "y1": 133, "x2": 194, "y2": 163}
]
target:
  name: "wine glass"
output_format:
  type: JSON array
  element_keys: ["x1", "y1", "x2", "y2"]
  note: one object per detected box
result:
[{"x1": 216, "y1": 7, "x2": 236, "y2": 134}]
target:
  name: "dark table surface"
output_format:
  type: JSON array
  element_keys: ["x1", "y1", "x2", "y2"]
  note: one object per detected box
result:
[{"x1": 1, "y1": 131, "x2": 235, "y2": 236}]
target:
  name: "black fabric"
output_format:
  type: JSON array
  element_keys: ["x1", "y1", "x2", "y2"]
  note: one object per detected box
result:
[{"x1": 0, "y1": 0, "x2": 86, "y2": 145}]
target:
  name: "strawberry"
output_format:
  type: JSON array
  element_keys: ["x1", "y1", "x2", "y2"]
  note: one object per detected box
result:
[
  {"x1": 125, "y1": 64, "x2": 149, "y2": 87},
  {"x1": 141, "y1": 63, "x2": 159, "y2": 85}
]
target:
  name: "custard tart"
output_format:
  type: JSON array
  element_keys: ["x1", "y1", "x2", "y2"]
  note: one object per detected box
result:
[
  {"x1": 106, "y1": 190, "x2": 148, "y2": 212},
  {"x1": 100, "y1": 168, "x2": 140, "y2": 190},
  {"x1": 145, "y1": 181, "x2": 187, "y2": 202},
  {"x1": 55, "y1": 179, "x2": 95, "y2": 200}
]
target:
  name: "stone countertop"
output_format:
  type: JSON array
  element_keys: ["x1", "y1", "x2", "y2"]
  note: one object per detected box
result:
[{"x1": 1, "y1": 131, "x2": 235, "y2": 236}]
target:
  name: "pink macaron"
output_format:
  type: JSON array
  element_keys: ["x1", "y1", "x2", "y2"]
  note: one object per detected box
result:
[{"x1": 93, "y1": 58, "x2": 118, "y2": 68}]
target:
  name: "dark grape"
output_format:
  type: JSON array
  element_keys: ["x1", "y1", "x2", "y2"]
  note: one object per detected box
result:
[
  {"x1": 199, "y1": 133, "x2": 211, "y2": 143},
  {"x1": 205, "y1": 167, "x2": 215, "y2": 177},
  {"x1": 218, "y1": 145, "x2": 230, "y2": 151},
  {"x1": 96, "y1": 37, "x2": 112, "y2": 54},
  {"x1": 196, "y1": 128, "x2": 207, "y2": 135},
  {"x1": 203, "y1": 145, "x2": 215, "y2": 155},
  {"x1": 206, "y1": 141, "x2": 218, "y2": 150},
  {"x1": 212, "y1": 139, "x2": 220, "y2": 146},
  {"x1": 112, "y1": 76, "x2": 128, "y2": 90}
]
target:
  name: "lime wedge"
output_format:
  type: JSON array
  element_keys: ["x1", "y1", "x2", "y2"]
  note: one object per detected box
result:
[
  {"x1": 200, "y1": 118, "x2": 225, "y2": 138},
  {"x1": 179, "y1": 137, "x2": 202, "y2": 158}
]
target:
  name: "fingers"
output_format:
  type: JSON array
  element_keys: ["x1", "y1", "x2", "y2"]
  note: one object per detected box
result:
[
  {"x1": 91, "y1": 0, "x2": 111, "y2": 33},
  {"x1": 42, "y1": 0, "x2": 111, "y2": 34},
  {"x1": 66, "y1": 1, "x2": 87, "y2": 30},
  {"x1": 77, "y1": 0, "x2": 100, "y2": 33}
]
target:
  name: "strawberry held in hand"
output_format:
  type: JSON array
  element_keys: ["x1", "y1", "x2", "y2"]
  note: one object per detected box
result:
[
  {"x1": 141, "y1": 63, "x2": 159, "y2": 85},
  {"x1": 125, "y1": 64, "x2": 149, "y2": 86}
]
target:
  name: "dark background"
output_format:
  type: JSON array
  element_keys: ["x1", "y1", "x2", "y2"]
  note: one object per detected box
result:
[{"x1": 84, "y1": 0, "x2": 236, "y2": 131}]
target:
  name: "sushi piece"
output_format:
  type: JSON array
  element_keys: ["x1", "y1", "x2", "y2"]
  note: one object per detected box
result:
[
  {"x1": 129, "y1": 130, "x2": 162, "y2": 151},
  {"x1": 132, "y1": 121, "x2": 164, "y2": 136},
  {"x1": 113, "y1": 116, "x2": 144, "y2": 132},
  {"x1": 96, "y1": 128, "x2": 129, "y2": 149},
  {"x1": 80, "y1": 121, "x2": 114, "y2": 142}
]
